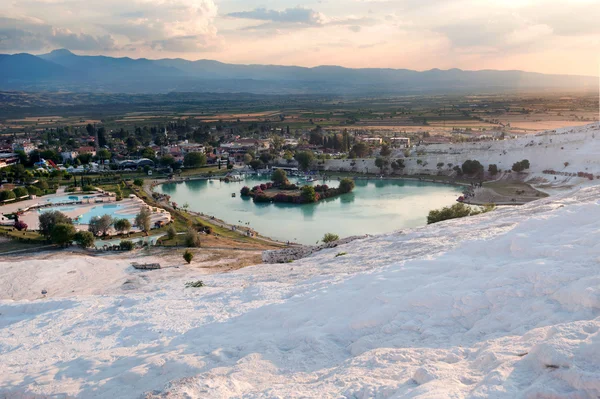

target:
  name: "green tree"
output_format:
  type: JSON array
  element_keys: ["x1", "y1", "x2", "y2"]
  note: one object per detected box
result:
[
  {"x1": 488, "y1": 164, "x2": 499, "y2": 175},
  {"x1": 300, "y1": 185, "x2": 317, "y2": 202},
  {"x1": 133, "y1": 178, "x2": 144, "y2": 187},
  {"x1": 322, "y1": 233, "x2": 339, "y2": 243},
  {"x1": 462, "y1": 160, "x2": 484, "y2": 176},
  {"x1": 249, "y1": 159, "x2": 264, "y2": 171},
  {"x1": 135, "y1": 208, "x2": 152, "y2": 234},
  {"x1": 12, "y1": 187, "x2": 28, "y2": 198},
  {"x1": 114, "y1": 218, "x2": 132, "y2": 235},
  {"x1": 74, "y1": 231, "x2": 95, "y2": 249},
  {"x1": 375, "y1": 157, "x2": 389, "y2": 173},
  {"x1": 271, "y1": 169, "x2": 288, "y2": 185},
  {"x1": 350, "y1": 142, "x2": 370, "y2": 158},
  {"x1": 51, "y1": 223, "x2": 76, "y2": 247},
  {"x1": 294, "y1": 151, "x2": 315, "y2": 171},
  {"x1": 167, "y1": 225, "x2": 177, "y2": 240},
  {"x1": 0, "y1": 190, "x2": 16, "y2": 202},
  {"x1": 185, "y1": 228, "x2": 201, "y2": 247},
  {"x1": 97, "y1": 148, "x2": 111, "y2": 162},
  {"x1": 39, "y1": 211, "x2": 72, "y2": 238},
  {"x1": 88, "y1": 214, "x2": 113, "y2": 236},
  {"x1": 243, "y1": 153, "x2": 253, "y2": 164},
  {"x1": 141, "y1": 147, "x2": 156, "y2": 159},
  {"x1": 183, "y1": 152, "x2": 207, "y2": 168},
  {"x1": 183, "y1": 250, "x2": 194, "y2": 264},
  {"x1": 338, "y1": 178, "x2": 355, "y2": 194},
  {"x1": 380, "y1": 144, "x2": 392, "y2": 157}
]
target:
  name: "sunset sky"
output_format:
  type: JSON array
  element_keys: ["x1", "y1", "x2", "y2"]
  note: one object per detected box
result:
[{"x1": 1, "y1": 0, "x2": 599, "y2": 76}]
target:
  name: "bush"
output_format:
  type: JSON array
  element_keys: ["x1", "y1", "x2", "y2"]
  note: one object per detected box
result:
[
  {"x1": 167, "y1": 225, "x2": 177, "y2": 240},
  {"x1": 183, "y1": 152, "x2": 207, "y2": 168},
  {"x1": 12, "y1": 186, "x2": 28, "y2": 198},
  {"x1": 135, "y1": 208, "x2": 152, "y2": 233},
  {"x1": 81, "y1": 184, "x2": 95, "y2": 192},
  {"x1": 14, "y1": 220, "x2": 28, "y2": 231},
  {"x1": 51, "y1": 223, "x2": 76, "y2": 247},
  {"x1": 27, "y1": 186, "x2": 42, "y2": 196},
  {"x1": 185, "y1": 228, "x2": 201, "y2": 247},
  {"x1": 427, "y1": 203, "x2": 495, "y2": 224},
  {"x1": 512, "y1": 159, "x2": 531, "y2": 172},
  {"x1": 185, "y1": 280, "x2": 203, "y2": 287},
  {"x1": 488, "y1": 164, "x2": 499, "y2": 176},
  {"x1": 183, "y1": 250, "x2": 194, "y2": 264},
  {"x1": 300, "y1": 185, "x2": 317, "y2": 203},
  {"x1": 119, "y1": 240, "x2": 135, "y2": 251},
  {"x1": 322, "y1": 233, "x2": 339, "y2": 243},
  {"x1": 240, "y1": 186, "x2": 251, "y2": 196},
  {"x1": 133, "y1": 178, "x2": 144, "y2": 187},
  {"x1": 0, "y1": 190, "x2": 16, "y2": 202},
  {"x1": 74, "y1": 231, "x2": 95, "y2": 249},
  {"x1": 461, "y1": 160, "x2": 484, "y2": 176},
  {"x1": 88, "y1": 214, "x2": 113, "y2": 236},
  {"x1": 338, "y1": 178, "x2": 355, "y2": 194},
  {"x1": 35, "y1": 180, "x2": 49, "y2": 190}
]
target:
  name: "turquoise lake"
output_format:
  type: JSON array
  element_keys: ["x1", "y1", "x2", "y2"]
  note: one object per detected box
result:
[{"x1": 156, "y1": 176, "x2": 463, "y2": 244}]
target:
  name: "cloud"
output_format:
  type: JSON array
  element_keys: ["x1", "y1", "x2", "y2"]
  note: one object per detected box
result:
[
  {"x1": 226, "y1": 7, "x2": 326, "y2": 25},
  {"x1": 0, "y1": 17, "x2": 118, "y2": 51}
]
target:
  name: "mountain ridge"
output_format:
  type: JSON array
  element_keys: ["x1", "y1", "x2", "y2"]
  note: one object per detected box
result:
[{"x1": 0, "y1": 49, "x2": 597, "y2": 94}]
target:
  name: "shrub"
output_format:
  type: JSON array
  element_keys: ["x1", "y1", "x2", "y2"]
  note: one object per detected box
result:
[
  {"x1": 427, "y1": 202, "x2": 495, "y2": 224},
  {"x1": 461, "y1": 160, "x2": 484, "y2": 176},
  {"x1": 512, "y1": 159, "x2": 531, "y2": 172},
  {"x1": 185, "y1": 228, "x2": 201, "y2": 247},
  {"x1": 74, "y1": 231, "x2": 95, "y2": 249},
  {"x1": 183, "y1": 250, "x2": 194, "y2": 264},
  {"x1": 26, "y1": 186, "x2": 42, "y2": 196},
  {"x1": 183, "y1": 152, "x2": 207, "y2": 168},
  {"x1": 240, "y1": 186, "x2": 251, "y2": 196},
  {"x1": 14, "y1": 220, "x2": 28, "y2": 231},
  {"x1": 12, "y1": 187, "x2": 28, "y2": 198},
  {"x1": 133, "y1": 178, "x2": 144, "y2": 187},
  {"x1": 35, "y1": 180, "x2": 49, "y2": 190},
  {"x1": 338, "y1": 178, "x2": 355, "y2": 194},
  {"x1": 51, "y1": 223, "x2": 76, "y2": 247},
  {"x1": 0, "y1": 190, "x2": 16, "y2": 202},
  {"x1": 488, "y1": 164, "x2": 499, "y2": 176},
  {"x1": 167, "y1": 225, "x2": 177, "y2": 240},
  {"x1": 119, "y1": 240, "x2": 134, "y2": 251},
  {"x1": 322, "y1": 233, "x2": 339, "y2": 243},
  {"x1": 185, "y1": 280, "x2": 203, "y2": 287},
  {"x1": 335, "y1": 252, "x2": 347, "y2": 257},
  {"x1": 300, "y1": 185, "x2": 317, "y2": 203}
]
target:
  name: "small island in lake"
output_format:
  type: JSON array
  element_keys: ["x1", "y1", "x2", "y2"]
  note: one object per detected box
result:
[{"x1": 240, "y1": 169, "x2": 355, "y2": 204}]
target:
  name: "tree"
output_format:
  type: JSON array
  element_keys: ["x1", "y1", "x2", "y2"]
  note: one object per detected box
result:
[
  {"x1": 300, "y1": 185, "x2": 317, "y2": 202},
  {"x1": 185, "y1": 228, "x2": 201, "y2": 247},
  {"x1": 167, "y1": 225, "x2": 177, "y2": 240},
  {"x1": 160, "y1": 155, "x2": 175, "y2": 167},
  {"x1": 141, "y1": 147, "x2": 155, "y2": 159},
  {"x1": 119, "y1": 240, "x2": 134, "y2": 251},
  {"x1": 294, "y1": 151, "x2": 315, "y2": 171},
  {"x1": 271, "y1": 169, "x2": 288, "y2": 185},
  {"x1": 338, "y1": 178, "x2": 355, "y2": 194},
  {"x1": 512, "y1": 159, "x2": 531, "y2": 172},
  {"x1": 350, "y1": 142, "x2": 370, "y2": 158},
  {"x1": 97, "y1": 148, "x2": 111, "y2": 162},
  {"x1": 135, "y1": 208, "x2": 151, "y2": 234},
  {"x1": 380, "y1": 144, "x2": 392, "y2": 157},
  {"x1": 114, "y1": 218, "x2": 132, "y2": 235},
  {"x1": 488, "y1": 164, "x2": 499, "y2": 175},
  {"x1": 12, "y1": 186, "x2": 28, "y2": 198},
  {"x1": 74, "y1": 231, "x2": 95, "y2": 249},
  {"x1": 88, "y1": 214, "x2": 113, "y2": 236},
  {"x1": 183, "y1": 250, "x2": 194, "y2": 264},
  {"x1": 243, "y1": 153, "x2": 253, "y2": 164},
  {"x1": 249, "y1": 159, "x2": 264, "y2": 171},
  {"x1": 39, "y1": 211, "x2": 72, "y2": 238},
  {"x1": 322, "y1": 233, "x2": 339, "y2": 243},
  {"x1": 0, "y1": 190, "x2": 16, "y2": 202},
  {"x1": 51, "y1": 223, "x2": 76, "y2": 247},
  {"x1": 437, "y1": 162, "x2": 445, "y2": 170},
  {"x1": 461, "y1": 160, "x2": 484, "y2": 176},
  {"x1": 375, "y1": 157, "x2": 389, "y2": 173},
  {"x1": 133, "y1": 178, "x2": 144, "y2": 187},
  {"x1": 183, "y1": 152, "x2": 207, "y2": 168}
]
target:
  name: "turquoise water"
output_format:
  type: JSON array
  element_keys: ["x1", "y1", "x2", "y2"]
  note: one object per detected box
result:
[
  {"x1": 156, "y1": 176, "x2": 463, "y2": 244},
  {"x1": 39, "y1": 204, "x2": 136, "y2": 224},
  {"x1": 44, "y1": 195, "x2": 95, "y2": 204}
]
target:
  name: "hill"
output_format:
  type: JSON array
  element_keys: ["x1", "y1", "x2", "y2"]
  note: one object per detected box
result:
[{"x1": 0, "y1": 49, "x2": 597, "y2": 94}]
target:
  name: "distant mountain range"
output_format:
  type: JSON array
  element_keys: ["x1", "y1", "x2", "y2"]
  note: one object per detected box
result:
[{"x1": 0, "y1": 49, "x2": 597, "y2": 95}]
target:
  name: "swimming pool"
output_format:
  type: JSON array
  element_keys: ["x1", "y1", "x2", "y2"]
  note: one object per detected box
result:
[
  {"x1": 39, "y1": 203, "x2": 137, "y2": 224},
  {"x1": 44, "y1": 195, "x2": 96, "y2": 204}
]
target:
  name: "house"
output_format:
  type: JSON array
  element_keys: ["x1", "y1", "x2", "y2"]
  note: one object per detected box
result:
[
  {"x1": 389, "y1": 137, "x2": 411, "y2": 148},
  {"x1": 77, "y1": 146, "x2": 96, "y2": 156},
  {"x1": 12, "y1": 140, "x2": 36, "y2": 154},
  {"x1": 0, "y1": 153, "x2": 19, "y2": 169},
  {"x1": 61, "y1": 151, "x2": 79, "y2": 161},
  {"x1": 360, "y1": 137, "x2": 383, "y2": 145}
]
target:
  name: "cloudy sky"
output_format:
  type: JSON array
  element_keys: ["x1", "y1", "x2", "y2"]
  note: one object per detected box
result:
[{"x1": 1, "y1": 0, "x2": 599, "y2": 76}]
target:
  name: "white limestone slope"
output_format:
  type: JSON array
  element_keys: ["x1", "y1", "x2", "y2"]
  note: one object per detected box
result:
[{"x1": 1, "y1": 183, "x2": 600, "y2": 398}]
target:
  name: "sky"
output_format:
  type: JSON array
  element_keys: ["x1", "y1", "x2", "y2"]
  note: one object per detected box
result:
[{"x1": 1, "y1": 0, "x2": 599, "y2": 76}]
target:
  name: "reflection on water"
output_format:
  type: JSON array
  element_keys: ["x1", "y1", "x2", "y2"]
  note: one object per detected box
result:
[{"x1": 157, "y1": 176, "x2": 462, "y2": 244}]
